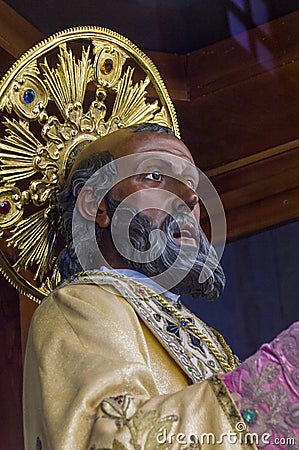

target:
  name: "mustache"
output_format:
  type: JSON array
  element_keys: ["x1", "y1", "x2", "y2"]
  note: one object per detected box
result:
[{"x1": 106, "y1": 194, "x2": 225, "y2": 299}]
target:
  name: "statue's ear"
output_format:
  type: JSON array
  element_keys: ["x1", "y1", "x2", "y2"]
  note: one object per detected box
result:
[{"x1": 76, "y1": 186, "x2": 110, "y2": 228}]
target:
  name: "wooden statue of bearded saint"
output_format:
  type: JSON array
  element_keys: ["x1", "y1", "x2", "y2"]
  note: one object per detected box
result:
[{"x1": 24, "y1": 124, "x2": 299, "y2": 450}]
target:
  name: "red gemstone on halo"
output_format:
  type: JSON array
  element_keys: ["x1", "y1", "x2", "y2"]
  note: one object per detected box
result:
[
  {"x1": 139, "y1": 289, "x2": 145, "y2": 294},
  {"x1": 0, "y1": 200, "x2": 11, "y2": 214}
]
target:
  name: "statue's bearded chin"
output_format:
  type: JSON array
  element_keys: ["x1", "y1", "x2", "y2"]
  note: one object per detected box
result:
[{"x1": 104, "y1": 194, "x2": 225, "y2": 299}]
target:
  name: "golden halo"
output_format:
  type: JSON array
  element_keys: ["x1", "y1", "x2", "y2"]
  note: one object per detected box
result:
[{"x1": 0, "y1": 26, "x2": 179, "y2": 303}]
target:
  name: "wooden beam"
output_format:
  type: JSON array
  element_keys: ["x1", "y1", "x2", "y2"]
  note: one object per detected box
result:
[
  {"x1": 0, "y1": 0, "x2": 43, "y2": 58},
  {"x1": 187, "y1": 11, "x2": 299, "y2": 99},
  {"x1": 226, "y1": 187, "x2": 299, "y2": 241},
  {"x1": 210, "y1": 145, "x2": 299, "y2": 210},
  {"x1": 177, "y1": 55, "x2": 299, "y2": 171},
  {"x1": 0, "y1": 47, "x2": 15, "y2": 78},
  {"x1": 146, "y1": 51, "x2": 189, "y2": 101},
  {"x1": 201, "y1": 186, "x2": 299, "y2": 242},
  {"x1": 205, "y1": 137, "x2": 299, "y2": 178}
]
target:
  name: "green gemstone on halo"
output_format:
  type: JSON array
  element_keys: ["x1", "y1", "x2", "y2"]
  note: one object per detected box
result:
[
  {"x1": 242, "y1": 408, "x2": 257, "y2": 423},
  {"x1": 188, "y1": 367, "x2": 193, "y2": 372}
]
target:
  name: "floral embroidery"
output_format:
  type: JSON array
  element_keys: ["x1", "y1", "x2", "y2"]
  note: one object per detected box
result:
[
  {"x1": 93, "y1": 393, "x2": 178, "y2": 450},
  {"x1": 285, "y1": 403, "x2": 299, "y2": 428},
  {"x1": 281, "y1": 327, "x2": 299, "y2": 368},
  {"x1": 236, "y1": 362, "x2": 296, "y2": 444}
]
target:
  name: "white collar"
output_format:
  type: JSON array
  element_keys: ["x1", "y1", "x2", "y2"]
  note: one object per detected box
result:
[{"x1": 99, "y1": 266, "x2": 180, "y2": 302}]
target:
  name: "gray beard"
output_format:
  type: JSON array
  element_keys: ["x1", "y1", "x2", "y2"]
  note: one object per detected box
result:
[{"x1": 105, "y1": 194, "x2": 225, "y2": 299}]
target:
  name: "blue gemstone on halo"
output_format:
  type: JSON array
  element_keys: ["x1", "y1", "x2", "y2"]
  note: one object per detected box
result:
[
  {"x1": 23, "y1": 89, "x2": 35, "y2": 104},
  {"x1": 181, "y1": 320, "x2": 187, "y2": 326}
]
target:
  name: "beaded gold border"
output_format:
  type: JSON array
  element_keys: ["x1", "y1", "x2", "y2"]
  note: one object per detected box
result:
[{"x1": 208, "y1": 375, "x2": 258, "y2": 450}]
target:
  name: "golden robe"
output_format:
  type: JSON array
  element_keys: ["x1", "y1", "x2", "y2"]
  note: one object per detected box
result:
[{"x1": 23, "y1": 273, "x2": 257, "y2": 450}]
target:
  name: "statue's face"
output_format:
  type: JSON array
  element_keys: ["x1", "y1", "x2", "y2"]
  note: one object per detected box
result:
[
  {"x1": 108, "y1": 130, "x2": 201, "y2": 246},
  {"x1": 75, "y1": 129, "x2": 225, "y2": 298}
]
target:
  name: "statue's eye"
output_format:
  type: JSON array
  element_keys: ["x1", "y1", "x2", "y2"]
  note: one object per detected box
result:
[
  {"x1": 187, "y1": 179, "x2": 195, "y2": 189},
  {"x1": 145, "y1": 171, "x2": 162, "y2": 182}
]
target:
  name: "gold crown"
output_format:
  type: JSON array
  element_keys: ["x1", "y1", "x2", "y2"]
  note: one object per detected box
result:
[{"x1": 0, "y1": 27, "x2": 179, "y2": 303}]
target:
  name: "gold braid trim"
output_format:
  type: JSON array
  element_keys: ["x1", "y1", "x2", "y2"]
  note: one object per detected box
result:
[{"x1": 208, "y1": 375, "x2": 258, "y2": 450}]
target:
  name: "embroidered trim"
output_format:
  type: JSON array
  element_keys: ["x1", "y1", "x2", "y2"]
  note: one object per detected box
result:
[
  {"x1": 56, "y1": 270, "x2": 237, "y2": 382},
  {"x1": 208, "y1": 375, "x2": 258, "y2": 450}
]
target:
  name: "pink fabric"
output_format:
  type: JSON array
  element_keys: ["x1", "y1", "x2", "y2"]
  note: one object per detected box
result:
[{"x1": 223, "y1": 322, "x2": 299, "y2": 449}]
